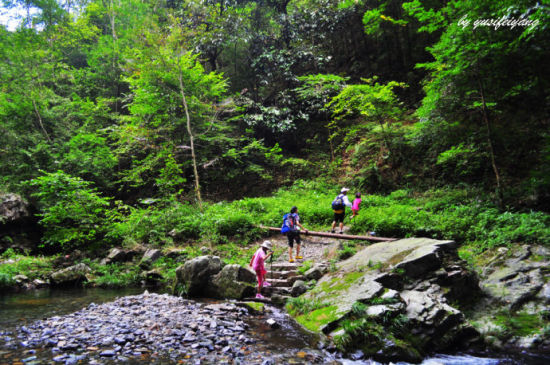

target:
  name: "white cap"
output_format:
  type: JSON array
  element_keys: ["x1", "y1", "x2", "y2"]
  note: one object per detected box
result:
[
  {"x1": 261, "y1": 241, "x2": 272, "y2": 250},
  {"x1": 341, "y1": 187, "x2": 350, "y2": 193}
]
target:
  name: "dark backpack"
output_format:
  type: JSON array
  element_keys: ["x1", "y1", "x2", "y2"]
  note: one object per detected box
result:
[
  {"x1": 281, "y1": 213, "x2": 296, "y2": 234},
  {"x1": 332, "y1": 194, "x2": 345, "y2": 210}
]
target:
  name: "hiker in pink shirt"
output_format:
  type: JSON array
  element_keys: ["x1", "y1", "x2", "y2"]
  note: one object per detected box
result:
[
  {"x1": 351, "y1": 192, "x2": 362, "y2": 220},
  {"x1": 250, "y1": 241, "x2": 273, "y2": 299}
]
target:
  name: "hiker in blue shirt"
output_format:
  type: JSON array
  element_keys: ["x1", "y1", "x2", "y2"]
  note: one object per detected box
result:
[
  {"x1": 331, "y1": 187, "x2": 352, "y2": 234},
  {"x1": 282, "y1": 206, "x2": 308, "y2": 263}
]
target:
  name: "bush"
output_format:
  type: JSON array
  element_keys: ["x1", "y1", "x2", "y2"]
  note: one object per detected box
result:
[
  {"x1": 0, "y1": 254, "x2": 56, "y2": 281},
  {"x1": 107, "y1": 202, "x2": 202, "y2": 246},
  {"x1": 26, "y1": 171, "x2": 112, "y2": 252},
  {"x1": 0, "y1": 272, "x2": 15, "y2": 290}
]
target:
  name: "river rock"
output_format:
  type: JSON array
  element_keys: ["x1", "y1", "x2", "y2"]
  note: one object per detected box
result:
[
  {"x1": 139, "y1": 249, "x2": 161, "y2": 268},
  {"x1": 266, "y1": 318, "x2": 279, "y2": 329},
  {"x1": 14, "y1": 274, "x2": 29, "y2": 284},
  {"x1": 175, "y1": 255, "x2": 222, "y2": 297},
  {"x1": 143, "y1": 269, "x2": 164, "y2": 286},
  {"x1": 211, "y1": 264, "x2": 255, "y2": 299},
  {"x1": 291, "y1": 280, "x2": 307, "y2": 297},
  {"x1": 50, "y1": 263, "x2": 91, "y2": 287},
  {"x1": 102, "y1": 248, "x2": 128, "y2": 265},
  {"x1": 32, "y1": 278, "x2": 49, "y2": 288},
  {"x1": 304, "y1": 266, "x2": 324, "y2": 281}
]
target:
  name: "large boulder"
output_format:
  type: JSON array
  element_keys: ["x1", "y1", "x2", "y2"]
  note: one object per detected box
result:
[
  {"x1": 101, "y1": 248, "x2": 128, "y2": 265},
  {"x1": 50, "y1": 263, "x2": 91, "y2": 287},
  {"x1": 211, "y1": 264, "x2": 256, "y2": 299},
  {"x1": 304, "y1": 265, "x2": 324, "y2": 281},
  {"x1": 139, "y1": 248, "x2": 162, "y2": 268},
  {"x1": 175, "y1": 255, "x2": 222, "y2": 297},
  {"x1": 292, "y1": 238, "x2": 480, "y2": 362},
  {"x1": 291, "y1": 280, "x2": 308, "y2": 297}
]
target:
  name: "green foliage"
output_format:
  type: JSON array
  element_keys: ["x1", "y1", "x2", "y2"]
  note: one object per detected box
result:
[
  {"x1": 338, "y1": 242, "x2": 357, "y2": 260},
  {"x1": 216, "y1": 244, "x2": 258, "y2": 267},
  {"x1": 27, "y1": 171, "x2": 112, "y2": 252},
  {"x1": 0, "y1": 253, "x2": 57, "y2": 281},
  {"x1": 0, "y1": 0, "x2": 549, "y2": 266},
  {"x1": 82, "y1": 259, "x2": 141, "y2": 288},
  {"x1": 494, "y1": 312, "x2": 544, "y2": 337},
  {"x1": 286, "y1": 296, "x2": 330, "y2": 317},
  {"x1": 107, "y1": 201, "x2": 201, "y2": 246},
  {"x1": 297, "y1": 260, "x2": 314, "y2": 275},
  {"x1": 0, "y1": 272, "x2": 15, "y2": 290},
  {"x1": 58, "y1": 131, "x2": 117, "y2": 189},
  {"x1": 335, "y1": 317, "x2": 385, "y2": 353}
]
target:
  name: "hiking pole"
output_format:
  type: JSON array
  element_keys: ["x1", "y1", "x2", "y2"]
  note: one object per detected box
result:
[{"x1": 269, "y1": 249, "x2": 273, "y2": 287}]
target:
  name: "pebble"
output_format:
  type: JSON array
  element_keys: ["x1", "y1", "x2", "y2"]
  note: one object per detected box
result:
[{"x1": 99, "y1": 350, "x2": 116, "y2": 357}]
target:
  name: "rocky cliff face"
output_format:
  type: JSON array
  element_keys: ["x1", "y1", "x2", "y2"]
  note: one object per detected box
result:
[
  {"x1": 0, "y1": 193, "x2": 40, "y2": 253},
  {"x1": 288, "y1": 238, "x2": 481, "y2": 363},
  {"x1": 469, "y1": 244, "x2": 550, "y2": 352}
]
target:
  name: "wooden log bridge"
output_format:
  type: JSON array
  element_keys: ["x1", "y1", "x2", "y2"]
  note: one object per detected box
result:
[{"x1": 260, "y1": 226, "x2": 397, "y2": 242}]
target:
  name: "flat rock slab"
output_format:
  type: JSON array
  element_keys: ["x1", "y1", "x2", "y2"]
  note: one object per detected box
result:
[{"x1": 337, "y1": 237, "x2": 456, "y2": 275}]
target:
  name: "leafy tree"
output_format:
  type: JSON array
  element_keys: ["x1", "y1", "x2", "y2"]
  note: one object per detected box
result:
[
  {"x1": 123, "y1": 16, "x2": 227, "y2": 208},
  {"x1": 406, "y1": 0, "x2": 550, "y2": 207},
  {"x1": 26, "y1": 170, "x2": 112, "y2": 251},
  {"x1": 327, "y1": 76, "x2": 407, "y2": 162}
]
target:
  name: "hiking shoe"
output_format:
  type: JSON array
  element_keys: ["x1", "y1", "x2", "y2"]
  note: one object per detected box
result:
[
  {"x1": 296, "y1": 256, "x2": 303, "y2": 260},
  {"x1": 289, "y1": 258, "x2": 295, "y2": 263},
  {"x1": 256, "y1": 294, "x2": 265, "y2": 299},
  {"x1": 263, "y1": 281, "x2": 271, "y2": 287},
  {"x1": 331, "y1": 230, "x2": 335, "y2": 233},
  {"x1": 339, "y1": 231, "x2": 344, "y2": 234}
]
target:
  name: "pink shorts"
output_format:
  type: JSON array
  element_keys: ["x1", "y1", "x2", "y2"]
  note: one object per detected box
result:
[{"x1": 255, "y1": 269, "x2": 266, "y2": 286}]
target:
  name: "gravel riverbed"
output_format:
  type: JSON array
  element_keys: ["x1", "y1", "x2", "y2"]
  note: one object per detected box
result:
[{"x1": 1, "y1": 292, "x2": 327, "y2": 364}]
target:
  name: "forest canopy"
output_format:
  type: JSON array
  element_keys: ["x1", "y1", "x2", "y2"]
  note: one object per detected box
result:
[{"x1": 1, "y1": 0, "x2": 549, "y2": 252}]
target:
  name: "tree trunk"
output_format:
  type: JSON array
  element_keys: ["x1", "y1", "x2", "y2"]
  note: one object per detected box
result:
[
  {"x1": 477, "y1": 77, "x2": 504, "y2": 208},
  {"x1": 32, "y1": 99, "x2": 52, "y2": 143},
  {"x1": 107, "y1": 0, "x2": 119, "y2": 113},
  {"x1": 178, "y1": 70, "x2": 203, "y2": 211},
  {"x1": 378, "y1": 118, "x2": 393, "y2": 159}
]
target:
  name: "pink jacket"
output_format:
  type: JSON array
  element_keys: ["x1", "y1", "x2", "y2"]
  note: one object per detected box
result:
[
  {"x1": 251, "y1": 247, "x2": 266, "y2": 272},
  {"x1": 352, "y1": 198, "x2": 362, "y2": 211}
]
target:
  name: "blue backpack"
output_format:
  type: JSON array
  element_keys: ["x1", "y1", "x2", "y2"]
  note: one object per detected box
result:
[
  {"x1": 332, "y1": 194, "x2": 345, "y2": 210},
  {"x1": 281, "y1": 213, "x2": 296, "y2": 234}
]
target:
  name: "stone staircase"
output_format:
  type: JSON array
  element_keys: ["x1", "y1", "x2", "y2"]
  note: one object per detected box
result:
[{"x1": 263, "y1": 262, "x2": 305, "y2": 301}]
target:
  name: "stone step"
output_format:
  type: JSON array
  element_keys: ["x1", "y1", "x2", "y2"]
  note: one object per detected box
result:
[
  {"x1": 270, "y1": 262, "x2": 300, "y2": 271},
  {"x1": 266, "y1": 279, "x2": 292, "y2": 288},
  {"x1": 265, "y1": 270, "x2": 298, "y2": 280},
  {"x1": 287, "y1": 275, "x2": 306, "y2": 285},
  {"x1": 264, "y1": 287, "x2": 291, "y2": 296}
]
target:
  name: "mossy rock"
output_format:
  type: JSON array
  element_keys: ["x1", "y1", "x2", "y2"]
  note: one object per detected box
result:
[{"x1": 241, "y1": 301, "x2": 265, "y2": 314}]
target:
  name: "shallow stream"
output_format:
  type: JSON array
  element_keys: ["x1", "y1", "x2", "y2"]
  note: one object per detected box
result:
[{"x1": 0, "y1": 288, "x2": 548, "y2": 364}]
